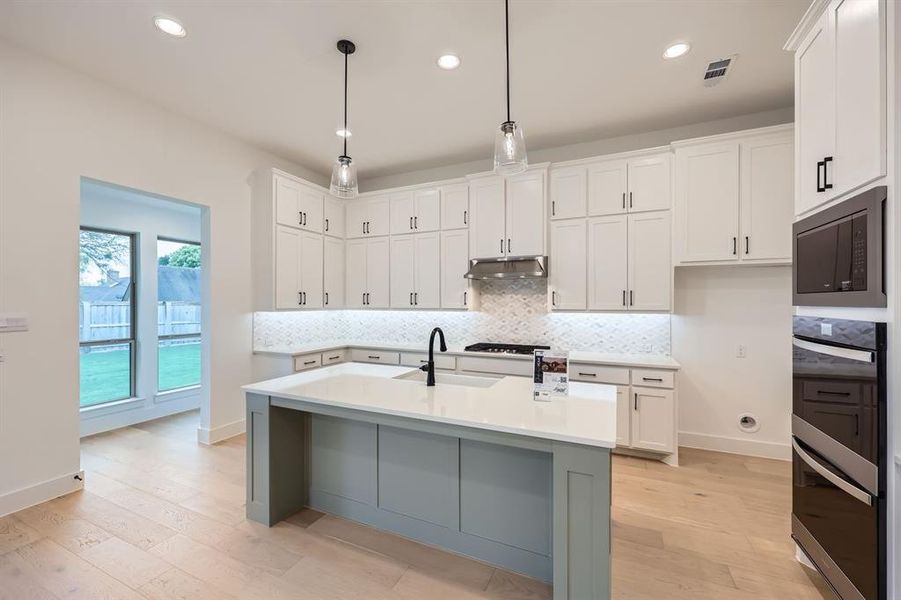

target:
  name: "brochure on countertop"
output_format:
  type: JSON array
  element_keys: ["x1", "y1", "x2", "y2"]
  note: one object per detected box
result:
[{"x1": 533, "y1": 349, "x2": 569, "y2": 401}]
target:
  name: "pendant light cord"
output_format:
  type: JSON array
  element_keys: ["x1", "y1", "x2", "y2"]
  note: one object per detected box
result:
[
  {"x1": 343, "y1": 50, "x2": 348, "y2": 157},
  {"x1": 505, "y1": 0, "x2": 511, "y2": 123}
]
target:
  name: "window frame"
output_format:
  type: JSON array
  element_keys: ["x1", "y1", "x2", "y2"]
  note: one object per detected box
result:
[
  {"x1": 79, "y1": 226, "x2": 138, "y2": 407},
  {"x1": 156, "y1": 236, "x2": 202, "y2": 393}
]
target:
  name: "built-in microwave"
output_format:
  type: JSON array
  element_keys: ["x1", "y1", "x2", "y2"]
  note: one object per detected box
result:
[{"x1": 793, "y1": 186, "x2": 886, "y2": 308}]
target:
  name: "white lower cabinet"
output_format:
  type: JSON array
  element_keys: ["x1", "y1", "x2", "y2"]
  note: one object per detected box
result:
[
  {"x1": 440, "y1": 230, "x2": 470, "y2": 309},
  {"x1": 630, "y1": 386, "x2": 675, "y2": 454},
  {"x1": 549, "y1": 219, "x2": 587, "y2": 310},
  {"x1": 390, "y1": 233, "x2": 439, "y2": 309},
  {"x1": 275, "y1": 225, "x2": 323, "y2": 309},
  {"x1": 616, "y1": 385, "x2": 632, "y2": 447},
  {"x1": 346, "y1": 237, "x2": 389, "y2": 308}
]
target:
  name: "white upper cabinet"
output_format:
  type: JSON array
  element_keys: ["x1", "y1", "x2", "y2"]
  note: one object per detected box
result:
[
  {"x1": 274, "y1": 225, "x2": 322, "y2": 309},
  {"x1": 740, "y1": 134, "x2": 794, "y2": 262},
  {"x1": 587, "y1": 160, "x2": 628, "y2": 216},
  {"x1": 505, "y1": 169, "x2": 546, "y2": 256},
  {"x1": 674, "y1": 141, "x2": 741, "y2": 263},
  {"x1": 389, "y1": 192, "x2": 415, "y2": 235},
  {"x1": 469, "y1": 176, "x2": 507, "y2": 258},
  {"x1": 389, "y1": 235, "x2": 416, "y2": 307},
  {"x1": 550, "y1": 167, "x2": 587, "y2": 220},
  {"x1": 440, "y1": 183, "x2": 469, "y2": 230},
  {"x1": 587, "y1": 216, "x2": 628, "y2": 311},
  {"x1": 324, "y1": 195, "x2": 345, "y2": 238},
  {"x1": 323, "y1": 236, "x2": 345, "y2": 308},
  {"x1": 550, "y1": 219, "x2": 587, "y2": 310},
  {"x1": 440, "y1": 229, "x2": 470, "y2": 309},
  {"x1": 275, "y1": 174, "x2": 324, "y2": 233},
  {"x1": 389, "y1": 188, "x2": 440, "y2": 235},
  {"x1": 792, "y1": 0, "x2": 885, "y2": 216},
  {"x1": 347, "y1": 194, "x2": 390, "y2": 238},
  {"x1": 413, "y1": 232, "x2": 440, "y2": 308},
  {"x1": 627, "y1": 154, "x2": 671, "y2": 213},
  {"x1": 345, "y1": 237, "x2": 389, "y2": 308},
  {"x1": 674, "y1": 126, "x2": 793, "y2": 266},
  {"x1": 628, "y1": 211, "x2": 671, "y2": 311}
]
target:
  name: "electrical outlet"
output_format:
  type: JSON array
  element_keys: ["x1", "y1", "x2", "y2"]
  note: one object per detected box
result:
[{"x1": 737, "y1": 345, "x2": 747, "y2": 358}]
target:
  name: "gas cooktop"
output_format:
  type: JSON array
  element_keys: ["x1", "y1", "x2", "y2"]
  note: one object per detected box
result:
[{"x1": 463, "y1": 343, "x2": 551, "y2": 356}]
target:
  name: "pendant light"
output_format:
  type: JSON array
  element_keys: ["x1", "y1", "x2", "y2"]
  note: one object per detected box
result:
[
  {"x1": 330, "y1": 39, "x2": 358, "y2": 198},
  {"x1": 493, "y1": 0, "x2": 527, "y2": 175}
]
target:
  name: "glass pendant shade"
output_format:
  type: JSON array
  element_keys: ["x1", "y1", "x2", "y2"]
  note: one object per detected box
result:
[
  {"x1": 329, "y1": 155, "x2": 358, "y2": 198},
  {"x1": 493, "y1": 120, "x2": 528, "y2": 175}
]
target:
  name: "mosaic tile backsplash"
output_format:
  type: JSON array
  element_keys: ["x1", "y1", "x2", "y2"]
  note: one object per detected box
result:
[{"x1": 254, "y1": 280, "x2": 671, "y2": 354}]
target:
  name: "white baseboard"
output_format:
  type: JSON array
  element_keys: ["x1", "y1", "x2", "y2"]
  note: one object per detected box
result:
[
  {"x1": 0, "y1": 471, "x2": 84, "y2": 518},
  {"x1": 679, "y1": 431, "x2": 791, "y2": 461},
  {"x1": 197, "y1": 418, "x2": 245, "y2": 445}
]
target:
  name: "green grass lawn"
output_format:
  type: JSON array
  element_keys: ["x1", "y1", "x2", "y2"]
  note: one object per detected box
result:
[{"x1": 80, "y1": 342, "x2": 200, "y2": 407}]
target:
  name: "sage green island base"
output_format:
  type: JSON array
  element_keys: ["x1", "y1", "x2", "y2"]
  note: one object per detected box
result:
[{"x1": 243, "y1": 364, "x2": 614, "y2": 600}]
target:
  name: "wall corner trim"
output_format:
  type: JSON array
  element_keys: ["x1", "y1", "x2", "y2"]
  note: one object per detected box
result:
[
  {"x1": 197, "y1": 418, "x2": 246, "y2": 445},
  {"x1": 0, "y1": 471, "x2": 85, "y2": 518}
]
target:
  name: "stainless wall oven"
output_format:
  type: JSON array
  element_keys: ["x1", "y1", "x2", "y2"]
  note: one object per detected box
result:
[
  {"x1": 792, "y1": 186, "x2": 886, "y2": 308},
  {"x1": 792, "y1": 316, "x2": 886, "y2": 600}
]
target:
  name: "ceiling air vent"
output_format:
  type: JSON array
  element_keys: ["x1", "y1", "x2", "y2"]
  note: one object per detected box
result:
[{"x1": 703, "y1": 55, "x2": 736, "y2": 87}]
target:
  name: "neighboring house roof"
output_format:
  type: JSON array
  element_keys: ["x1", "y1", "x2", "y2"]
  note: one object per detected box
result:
[{"x1": 79, "y1": 267, "x2": 200, "y2": 303}]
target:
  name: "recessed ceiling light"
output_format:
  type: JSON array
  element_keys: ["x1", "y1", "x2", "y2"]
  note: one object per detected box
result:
[
  {"x1": 336, "y1": 128, "x2": 352, "y2": 138},
  {"x1": 663, "y1": 42, "x2": 690, "y2": 59},
  {"x1": 154, "y1": 16, "x2": 186, "y2": 38},
  {"x1": 437, "y1": 54, "x2": 461, "y2": 70}
]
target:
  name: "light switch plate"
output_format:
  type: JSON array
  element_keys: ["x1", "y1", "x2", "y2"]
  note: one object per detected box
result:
[{"x1": 0, "y1": 313, "x2": 28, "y2": 332}]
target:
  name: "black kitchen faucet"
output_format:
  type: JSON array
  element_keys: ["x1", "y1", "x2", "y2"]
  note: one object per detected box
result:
[{"x1": 420, "y1": 327, "x2": 447, "y2": 386}]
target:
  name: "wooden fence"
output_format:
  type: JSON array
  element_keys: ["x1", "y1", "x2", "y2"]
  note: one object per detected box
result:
[{"x1": 79, "y1": 301, "x2": 201, "y2": 341}]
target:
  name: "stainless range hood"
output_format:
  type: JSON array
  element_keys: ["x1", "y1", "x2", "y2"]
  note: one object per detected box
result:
[{"x1": 464, "y1": 256, "x2": 548, "y2": 280}]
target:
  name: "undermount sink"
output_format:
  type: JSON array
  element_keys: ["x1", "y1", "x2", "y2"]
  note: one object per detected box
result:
[{"x1": 394, "y1": 370, "x2": 500, "y2": 388}]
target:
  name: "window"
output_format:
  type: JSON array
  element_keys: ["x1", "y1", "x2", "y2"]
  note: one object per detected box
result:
[
  {"x1": 79, "y1": 228, "x2": 136, "y2": 408},
  {"x1": 157, "y1": 238, "x2": 201, "y2": 391}
]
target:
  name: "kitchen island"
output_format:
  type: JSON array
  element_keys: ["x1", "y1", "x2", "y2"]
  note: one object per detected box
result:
[{"x1": 242, "y1": 362, "x2": 616, "y2": 599}]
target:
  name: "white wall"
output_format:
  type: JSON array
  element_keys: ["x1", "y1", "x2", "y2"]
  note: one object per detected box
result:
[
  {"x1": 672, "y1": 265, "x2": 793, "y2": 459},
  {"x1": 80, "y1": 180, "x2": 202, "y2": 436},
  {"x1": 361, "y1": 107, "x2": 793, "y2": 191},
  {"x1": 0, "y1": 40, "x2": 318, "y2": 515}
]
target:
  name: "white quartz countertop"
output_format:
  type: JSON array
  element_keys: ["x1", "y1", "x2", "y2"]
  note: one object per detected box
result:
[
  {"x1": 242, "y1": 362, "x2": 618, "y2": 448},
  {"x1": 254, "y1": 341, "x2": 680, "y2": 370}
]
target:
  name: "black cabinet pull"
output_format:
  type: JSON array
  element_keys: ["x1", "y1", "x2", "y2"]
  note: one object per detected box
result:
[
  {"x1": 622, "y1": 290, "x2": 626, "y2": 306},
  {"x1": 414, "y1": 216, "x2": 418, "y2": 229},
  {"x1": 629, "y1": 191, "x2": 633, "y2": 208},
  {"x1": 362, "y1": 222, "x2": 366, "y2": 235},
  {"x1": 328, "y1": 355, "x2": 341, "y2": 360},
  {"x1": 500, "y1": 239, "x2": 504, "y2": 254},
  {"x1": 368, "y1": 355, "x2": 380, "y2": 360},
  {"x1": 298, "y1": 211, "x2": 303, "y2": 225},
  {"x1": 463, "y1": 210, "x2": 468, "y2": 225},
  {"x1": 552, "y1": 291, "x2": 557, "y2": 306},
  {"x1": 551, "y1": 200, "x2": 556, "y2": 216},
  {"x1": 409, "y1": 292, "x2": 413, "y2": 306},
  {"x1": 816, "y1": 160, "x2": 825, "y2": 193},
  {"x1": 622, "y1": 192, "x2": 625, "y2": 210},
  {"x1": 578, "y1": 372, "x2": 597, "y2": 377},
  {"x1": 642, "y1": 377, "x2": 663, "y2": 382},
  {"x1": 816, "y1": 390, "x2": 851, "y2": 397},
  {"x1": 298, "y1": 291, "x2": 303, "y2": 305},
  {"x1": 302, "y1": 291, "x2": 306, "y2": 305},
  {"x1": 325, "y1": 292, "x2": 329, "y2": 305},
  {"x1": 507, "y1": 238, "x2": 511, "y2": 253},
  {"x1": 634, "y1": 392, "x2": 638, "y2": 411},
  {"x1": 823, "y1": 156, "x2": 833, "y2": 190},
  {"x1": 732, "y1": 237, "x2": 737, "y2": 255},
  {"x1": 362, "y1": 292, "x2": 366, "y2": 306},
  {"x1": 745, "y1": 236, "x2": 749, "y2": 255},
  {"x1": 463, "y1": 291, "x2": 468, "y2": 306},
  {"x1": 414, "y1": 292, "x2": 418, "y2": 305},
  {"x1": 629, "y1": 290, "x2": 633, "y2": 306},
  {"x1": 410, "y1": 216, "x2": 414, "y2": 230},
  {"x1": 325, "y1": 218, "x2": 329, "y2": 232},
  {"x1": 303, "y1": 360, "x2": 316, "y2": 366}
]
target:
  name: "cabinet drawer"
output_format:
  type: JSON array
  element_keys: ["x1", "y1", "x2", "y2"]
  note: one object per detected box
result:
[
  {"x1": 400, "y1": 352, "x2": 456, "y2": 370},
  {"x1": 350, "y1": 349, "x2": 401, "y2": 365},
  {"x1": 569, "y1": 363, "x2": 629, "y2": 385},
  {"x1": 321, "y1": 349, "x2": 347, "y2": 366},
  {"x1": 801, "y1": 380, "x2": 863, "y2": 406},
  {"x1": 631, "y1": 368, "x2": 674, "y2": 389},
  {"x1": 458, "y1": 356, "x2": 532, "y2": 377},
  {"x1": 293, "y1": 353, "x2": 322, "y2": 372}
]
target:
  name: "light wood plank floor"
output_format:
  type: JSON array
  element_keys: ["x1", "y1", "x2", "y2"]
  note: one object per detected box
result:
[{"x1": 0, "y1": 411, "x2": 833, "y2": 599}]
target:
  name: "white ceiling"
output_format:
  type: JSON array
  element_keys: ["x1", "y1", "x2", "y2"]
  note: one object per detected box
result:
[{"x1": 0, "y1": 1, "x2": 808, "y2": 180}]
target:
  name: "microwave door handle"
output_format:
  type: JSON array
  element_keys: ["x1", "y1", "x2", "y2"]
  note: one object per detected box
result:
[
  {"x1": 792, "y1": 337, "x2": 874, "y2": 363},
  {"x1": 792, "y1": 438, "x2": 872, "y2": 506}
]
